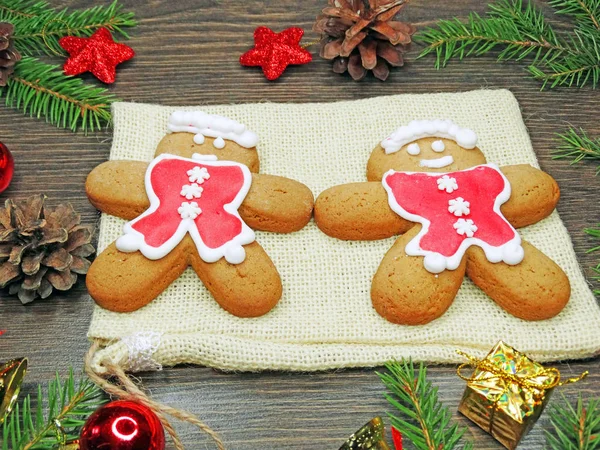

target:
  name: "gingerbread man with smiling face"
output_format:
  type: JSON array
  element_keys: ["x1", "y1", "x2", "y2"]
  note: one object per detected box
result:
[
  {"x1": 315, "y1": 120, "x2": 570, "y2": 325},
  {"x1": 86, "y1": 111, "x2": 314, "y2": 317}
]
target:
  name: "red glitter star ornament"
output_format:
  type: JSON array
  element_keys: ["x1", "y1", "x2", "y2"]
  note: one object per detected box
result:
[
  {"x1": 59, "y1": 27, "x2": 134, "y2": 84},
  {"x1": 240, "y1": 26, "x2": 312, "y2": 80}
]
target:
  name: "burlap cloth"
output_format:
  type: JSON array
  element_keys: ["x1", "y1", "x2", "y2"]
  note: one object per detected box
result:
[{"x1": 88, "y1": 89, "x2": 600, "y2": 373}]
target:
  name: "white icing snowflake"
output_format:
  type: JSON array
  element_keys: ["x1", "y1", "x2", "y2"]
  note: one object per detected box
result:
[
  {"x1": 187, "y1": 166, "x2": 210, "y2": 184},
  {"x1": 178, "y1": 201, "x2": 202, "y2": 220},
  {"x1": 180, "y1": 183, "x2": 203, "y2": 200},
  {"x1": 453, "y1": 218, "x2": 478, "y2": 238},
  {"x1": 448, "y1": 197, "x2": 470, "y2": 217},
  {"x1": 436, "y1": 175, "x2": 458, "y2": 193}
]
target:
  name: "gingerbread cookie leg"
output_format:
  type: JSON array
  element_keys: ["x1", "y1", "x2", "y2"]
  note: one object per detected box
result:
[
  {"x1": 466, "y1": 240, "x2": 570, "y2": 320},
  {"x1": 87, "y1": 241, "x2": 188, "y2": 312},
  {"x1": 315, "y1": 182, "x2": 412, "y2": 240},
  {"x1": 190, "y1": 241, "x2": 282, "y2": 317},
  {"x1": 371, "y1": 226, "x2": 467, "y2": 325}
]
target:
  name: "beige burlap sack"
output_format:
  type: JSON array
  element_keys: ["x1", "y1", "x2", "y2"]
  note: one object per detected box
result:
[{"x1": 88, "y1": 89, "x2": 600, "y2": 372}]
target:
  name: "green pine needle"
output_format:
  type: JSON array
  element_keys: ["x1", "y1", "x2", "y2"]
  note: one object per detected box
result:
[
  {"x1": 0, "y1": 1, "x2": 51, "y2": 23},
  {"x1": 377, "y1": 360, "x2": 473, "y2": 450},
  {"x1": 545, "y1": 394, "x2": 600, "y2": 450},
  {"x1": 417, "y1": 0, "x2": 600, "y2": 89},
  {"x1": 1, "y1": 56, "x2": 116, "y2": 132},
  {"x1": 2, "y1": 368, "x2": 107, "y2": 450},
  {"x1": 9, "y1": 0, "x2": 136, "y2": 57},
  {"x1": 554, "y1": 127, "x2": 600, "y2": 174}
]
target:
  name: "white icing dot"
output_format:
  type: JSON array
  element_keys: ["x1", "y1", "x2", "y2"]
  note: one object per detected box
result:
[
  {"x1": 213, "y1": 137, "x2": 226, "y2": 149},
  {"x1": 407, "y1": 143, "x2": 421, "y2": 155},
  {"x1": 193, "y1": 134, "x2": 205, "y2": 144},
  {"x1": 424, "y1": 253, "x2": 446, "y2": 274},
  {"x1": 502, "y1": 242, "x2": 525, "y2": 265},
  {"x1": 431, "y1": 140, "x2": 445, "y2": 152},
  {"x1": 224, "y1": 245, "x2": 246, "y2": 264}
]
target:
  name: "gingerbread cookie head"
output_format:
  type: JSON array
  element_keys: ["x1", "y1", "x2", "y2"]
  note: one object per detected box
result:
[
  {"x1": 155, "y1": 111, "x2": 260, "y2": 172},
  {"x1": 367, "y1": 120, "x2": 487, "y2": 181}
]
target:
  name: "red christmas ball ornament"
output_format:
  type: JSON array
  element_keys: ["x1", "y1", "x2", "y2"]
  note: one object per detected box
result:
[
  {"x1": 79, "y1": 400, "x2": 165, "y2": 450},
  {"x1": 0, "y1": 142, "x2": 14, "y2": 194}
]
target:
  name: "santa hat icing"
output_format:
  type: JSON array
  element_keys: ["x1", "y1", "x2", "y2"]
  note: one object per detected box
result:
[
  {"x1": 381, "y1": 120, "x2": 478, "y2": 155},
  {"x1": 168, "y1": 111, "x2": 259, "y2": 149}
]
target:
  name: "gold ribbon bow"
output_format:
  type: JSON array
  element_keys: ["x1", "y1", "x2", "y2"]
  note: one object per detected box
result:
[{"x1": 456, "y1": 342, "x2": 587, "y2": 424}]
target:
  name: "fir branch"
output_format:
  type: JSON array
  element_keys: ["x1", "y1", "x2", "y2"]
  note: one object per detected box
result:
[
  {"x1": 585, "y1": 226, "x2": 600, "y2": 295},
  {"x1": 545, "y1": 394, "x2": 600, "y2": 450},
  {"x1": 0, "y1": 0, "x2": 51, "y2": 21},
  {"x1": 416, "y1": 0, "x2": 567, "y2": 69},
  {"x1": 549, "y1": 0, "x2": 600, "y2": 31},
  {"x1": 553, "y1": 127, "x2": 600, "y2": 174},
  {"x1": 377, "y1": 360, "x2": 473, "y2": 450},
  {"x1": 2, "y1": 368, "x2": 107, "y2": 450},
  {"x1": 10, "y1": 0, "x2": 136, "y2": 57},
  {"x1": 1, "y1": 56, "x2": 115, "y2": 132},
  {"x1": 417, "y1": 0, "x2": 600, "y2": 88}
]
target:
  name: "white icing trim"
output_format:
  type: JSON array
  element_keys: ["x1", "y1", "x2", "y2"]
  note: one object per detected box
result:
[
  {"x1": 381, "y1": 119, "x2": 478, "y2": 154},
  {"x1": 382, "y1": 164, "x2": 524, "y2": 274},
  {"x1": 420, "y1": 155, "x2": 454, "y2": 169},
  {"x1": 168, "y1": 111, "x2": 259, "y2": 149},
  {"x1": 116, "y1": 153, "x2": 255, "y2": 265}
]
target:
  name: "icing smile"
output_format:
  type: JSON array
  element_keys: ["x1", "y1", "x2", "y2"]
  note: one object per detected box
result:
[{"x1": 420, "y1": 155, "x2": 454, "y2": 169}]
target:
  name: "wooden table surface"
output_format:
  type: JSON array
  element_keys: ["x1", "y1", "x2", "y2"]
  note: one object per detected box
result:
[{"x1": 1, "y1": 0, "x2": 599, "y2": 448}]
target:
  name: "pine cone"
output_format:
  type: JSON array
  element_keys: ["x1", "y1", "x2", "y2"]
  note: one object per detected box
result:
[
  {"x1": 0, "y1": 194, "x2": 95, "y2": 304},
  {"x1": 0, "y1": 22, "x2": 21, "y2": 87},
  {"x1": 314, "y1": 0, "x2": 415, "y2": 81}
]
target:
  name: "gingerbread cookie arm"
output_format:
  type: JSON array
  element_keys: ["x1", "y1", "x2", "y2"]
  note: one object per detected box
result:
[
  {"x1": 466, "y1": 240, "x2": 570, "y2": 320},
  {"x1": 371, "y1": 226, "x2": 467, "y2": 325},
  {"x1": 190, "y1": 241, "x2": 282, "y2": 317},
  {"x1": 87, "y1": 240, "x2": 189, "y2": 313},
  {"x1": 240, "y1": 174, "x2": 314, "y2": 233},
  {"x1": 500, "y1": 164, "x2": 560, "y2": 228},
  {"x1": 87, "y1": 161, "x2": 313, "y2": 232},
  {"x1": 86, "y1": 161, "x2": 149, "y2": 220},
  {"x1": 315, "y1": 182, "x2": 412, "y2": 240}
]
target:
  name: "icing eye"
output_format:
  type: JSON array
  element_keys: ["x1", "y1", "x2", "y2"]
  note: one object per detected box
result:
[
  {"x1": 407, "y1": 143, "x2": 421, "y2": 155},
  {"x1": 193, "y1": 134, "x2": 205, "y2": 144},
  {"x1": 213, "y1": 137, "x2": 226, "y2": 149},
  {"x1": 431, "y1": 140, "x2": 445, "y2": 152}
]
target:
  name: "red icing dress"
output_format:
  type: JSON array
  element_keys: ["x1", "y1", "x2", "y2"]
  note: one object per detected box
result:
[
  {"x1": 382, "y1": 164, "x2": 524, "y2": 273},
  {"x1": 116, "y1": 154, "x2": 255, "y2": 264}
]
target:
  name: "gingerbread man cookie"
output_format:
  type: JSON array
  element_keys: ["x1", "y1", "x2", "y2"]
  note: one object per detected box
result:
[
  {"x1": 315, "y1": 120, "x2": 570, "y2": 325},
  {"x1": 86, "y1": 111, "x2": 314, "y2": 317}
]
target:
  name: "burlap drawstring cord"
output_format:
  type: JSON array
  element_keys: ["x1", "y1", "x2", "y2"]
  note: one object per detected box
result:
[{"x1": 85, "y1": 341, "x2": 226, "y2": 450}]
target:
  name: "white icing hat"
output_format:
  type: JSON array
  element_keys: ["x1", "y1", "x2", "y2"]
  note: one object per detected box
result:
[
  {"x1": 168, "y1": 111, "x2": 259, "y2": 149},
  {"x1": 381, "y1": 120, "x2": 478, "y2": 154}
]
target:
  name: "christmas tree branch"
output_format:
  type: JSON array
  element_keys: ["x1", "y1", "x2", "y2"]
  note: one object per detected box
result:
[
  {"x1": 417, "y1": 0, "x2": 600, "y2": 88},
  {"x1": 2, "y1": 56, "x2": 115, "y2": 132},
  {"x1": 2, "y1": 368, "x2": 107, "y2": 450},
  {"x1": 545, "y1": 394, "x2": 600, "y2": 449},
  {"x1": 10, "y1": 0, "x2": 136, "y2": 57},
  {"x1": 0, "y1": 1, "x2": 50, "y2": 22},
  {"x1": 553, "y1": 127, "x2": 600, "y2": 174},
  {"x1": 377, "y1": 360, "x2": 473, "y2": 450}
]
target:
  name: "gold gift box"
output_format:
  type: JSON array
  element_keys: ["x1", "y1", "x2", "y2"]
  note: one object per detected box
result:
[{"x1": 457, "y1": 341, "x2": 560, "y2": 450}]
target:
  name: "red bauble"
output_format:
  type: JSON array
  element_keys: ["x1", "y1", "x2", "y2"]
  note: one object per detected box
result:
[
  {"x1": 59, "y1": 27, "x2": 134, "y2": 84},
  {"x1": 0, "y1": 142, "x2": 14, "y2": 194},
  {"x1": 240, "y1": 26, "x2": 312, "y2": 80},
  {"x1": 79, "y1": 400, "x2": 165, "y2": 450}
]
